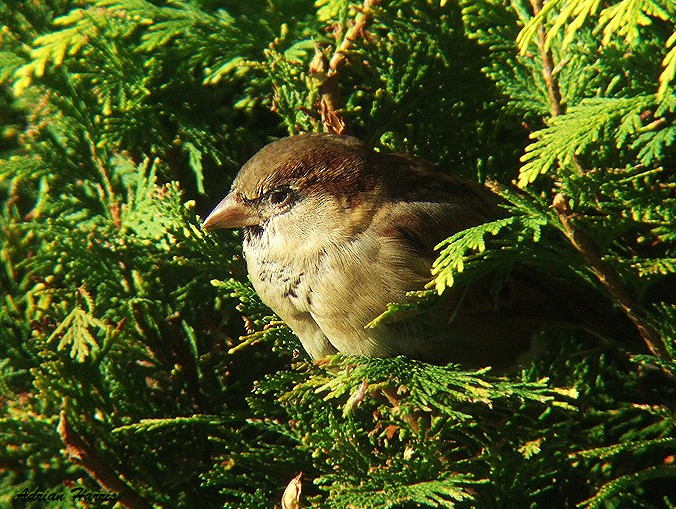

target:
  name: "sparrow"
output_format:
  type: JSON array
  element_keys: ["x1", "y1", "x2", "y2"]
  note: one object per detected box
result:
[{"x1": 202, "y1": 133, "x2": 629, "y2": 368}]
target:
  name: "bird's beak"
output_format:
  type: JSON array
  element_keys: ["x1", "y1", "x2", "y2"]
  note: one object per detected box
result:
[{"x1": 202, "y1": 192, "x2": 259, "y2": 230}]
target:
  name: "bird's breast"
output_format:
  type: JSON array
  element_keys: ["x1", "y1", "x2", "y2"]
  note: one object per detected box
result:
[{"x1": 243, "y1": 227, "x2": 321, "y2": 315}]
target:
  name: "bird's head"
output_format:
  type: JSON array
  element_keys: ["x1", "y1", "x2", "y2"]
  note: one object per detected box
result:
[{"x1": 202, "y1": 133, "x2": 382, "y2": 239}]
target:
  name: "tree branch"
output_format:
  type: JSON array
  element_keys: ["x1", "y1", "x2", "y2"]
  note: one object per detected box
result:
[
  {"x1": 552, "y1": 194, "x2": 670, "y2": 360},
  {"x1": 524, "y1": 0, "x2": 664, "y2": 354},
  {"x1": 58, "y1": 412, "x2": 154, "y2": 509}
]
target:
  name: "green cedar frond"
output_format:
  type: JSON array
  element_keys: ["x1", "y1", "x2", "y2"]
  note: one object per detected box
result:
[
  {"x1": 315, "y1": 356, "x2": 577, "y2": 420},
  {"x1": 48, "y1": 306, "x2": 107, "y2": 363},
  {"x1": 598, "y1": 0, "x2": 671, "y2": 45},
  {"x1": 517, "y1": 0, "x2": 600, "y2": 53},
  {"x1": 210, "y1": 278, "x2": 275, "y2": 326},
  {"x1": 316, "y1": 0, "x2": 352, "y2": 22},
  {"x1": 518, "y1": 95, "x2": 655, "y2": 187},
  {"x1": 13, "y1": 7, "x2": 135, "y2": 93},
  {"x1": 211, "y1": 277, "x2": 300, "y2": 355},
  {"x1": 0, "y1": 156, "x2": 49, "y2": 189},
  {"x1": 517, "y1": 0, "x2": 672, "y2": 52},
  {"x1": 516, "y1": 0, "x2": 676, "y2": 108},
  {"x1": 573, "y1": 436, "x2": 676, "y2": 460},
  {"x1": 113, "y1": 414, "x2": 231, "y2": 435},
  {"x1": 100, "y1": 0, "x2": 264, "y2": 86},
  {"x1": 632, "y1": 258, "x2": 676, "y2": 278},
  {"x1": 328, "y1": 476, "x2": 480, "y2": 509},
  {"x1": 579, "y1": 465, "x2": 676, "y2": 509},
  {"x1": 432, "y1": 217, "x2": 515, "y2": 293},
  {"x1": 366, "y1": 289, "x2": 437, "y2": 329},
  {"x1": 431, "y1": 213, "x2": 548, "y2": 294},
  {"x1": 0, "y1": 50, "x2": 25, "y2": 83},
  {"x1": 264, "y1": 46, "x2": 319, "y2": 134}
]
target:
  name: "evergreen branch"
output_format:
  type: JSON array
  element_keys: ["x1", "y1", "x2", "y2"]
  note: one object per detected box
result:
[
  {"x1": 518, "y1": 95, "x2": 656, "y2": 186},
  {"x1": 49, "y1": 305, "x2": 105, "y2": 363},
  {"x1": 572, "y1": 436, "x2": 676, "y2": 460},
  {"x1": 327, "y1": 0, "x2": 380, "y2": 75},
  {"x1": 58, "y1": 411, "x2": 154, "y2": 509},
  {"x1": 226, "y1": 323, "x2": 287, "y2": 354},
  {"x1": 113, "y1": 414, "x2": 231, "y2": 434},
  {"x1": 309, "y1": 49, "x2": 346, "y2": 134},
  {"x1": 578, "y1": 464, "x2": 676, "y2": 509},
  {"x1": 552, "y1": 193, "x2": 670, "y2": 360},
  {"x1": 519, "y1": 0, "x2": 587, "y2": 183},
  {"x1": 309, "y1": 0, "x2": 382, "y2": 134},
  {"x1": 12, "y1": 9, "x2": 101, "y2": 93},
  {"x1": 598, "y1": 0, "x2": 671, "y2": 46},
  {"x1": 517, "y1": 0, "x2": 671, "y2": 53},
  {"x1": 331, "y1": 476, "x2": 478, "y2": 508}
]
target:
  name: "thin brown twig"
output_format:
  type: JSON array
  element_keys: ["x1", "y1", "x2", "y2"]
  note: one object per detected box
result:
[
  {"x1": 528, "y1": 0, "x2": 587, "y2": 173},
  {"x1": 552, "y1": 195, "x2": 670, "y2": 359},
  {"x1": 309, "y1": 0, "x2": 382, "y2": 134},
  {"x1": 58, "y1": 411, "x2": 154, "y2": 509},
  {"x1": 528, "y1": 0, "x2": 563, "y2": 117},
  {"x1": 309, "y1": 50, "x2": 346, "y2": 135}
]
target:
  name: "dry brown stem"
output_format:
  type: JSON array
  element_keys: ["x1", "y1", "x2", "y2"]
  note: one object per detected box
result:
[{"x1": 309, "y1": 0, "x2": 382, "y2": 134}]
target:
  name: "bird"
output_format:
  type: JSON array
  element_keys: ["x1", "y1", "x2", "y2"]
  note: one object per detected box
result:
[{"x1": 202, "y1": 133, "x2": 631, "y2": 369}]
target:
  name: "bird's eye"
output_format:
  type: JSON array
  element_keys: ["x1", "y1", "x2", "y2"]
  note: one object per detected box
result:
[{"x1": 267, "y1": 188, "x2": 293, "y2": 207}]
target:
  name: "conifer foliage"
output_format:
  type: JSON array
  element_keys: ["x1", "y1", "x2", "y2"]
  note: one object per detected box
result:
[{"x1": 1, "y1": 0, "x2": 674, "y2": 507}]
